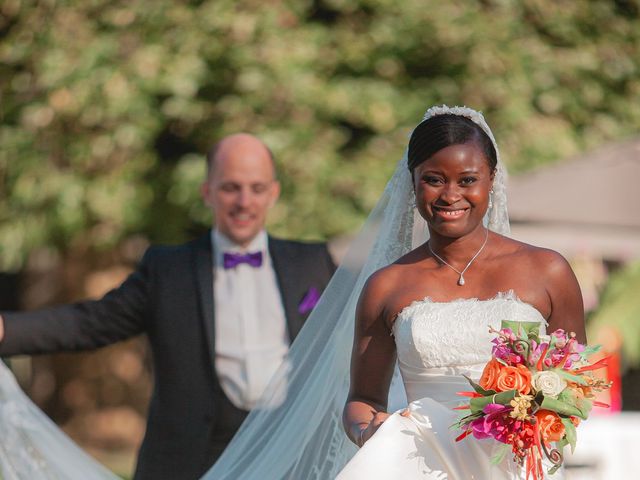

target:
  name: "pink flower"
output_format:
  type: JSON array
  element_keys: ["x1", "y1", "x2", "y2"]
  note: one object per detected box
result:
[
  {"x1": 470, "y1": 404, "x2": 515, "y2": 444},
  {"x1": 528, "y1": 339, "x2": 549, "y2": 366},
  {"x1": 551, "y1": 329, "x2": 568, "y2": 348},
  {"x1": 548, "y1": 337, "x2": 586, "y2": 368},
  {"x1": 508, "y1": 353, "x2": 524, "y2": 365},
  {"x1": 492, "y1": 343, "x2": 512, "y2": 363},
  {"x1": 491, "y1": 328, "x2": 526, "y2": 365}
]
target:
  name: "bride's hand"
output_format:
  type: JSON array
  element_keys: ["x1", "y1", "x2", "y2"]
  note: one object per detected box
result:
[{"x1": 359, "y1": 411, "x2": 391, "y2": 446}]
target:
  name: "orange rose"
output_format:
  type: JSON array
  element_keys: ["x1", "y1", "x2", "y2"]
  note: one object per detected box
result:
[
  {"x1": 535, "y1": 410, "x2": 566, "y2": 444},
  {"x1": 479, "y1": 359, "x2": 502, "y2": 391},
  {"x1": 495, "y1": 364, "x2": 532, "y2": 395}
]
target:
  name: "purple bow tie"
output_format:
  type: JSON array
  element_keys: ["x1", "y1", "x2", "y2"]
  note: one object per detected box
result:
[{"x1": 223, "y1": 251, "x2": 263, "y2": 269}]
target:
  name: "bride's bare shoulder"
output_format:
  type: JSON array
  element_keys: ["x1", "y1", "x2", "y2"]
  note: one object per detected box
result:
[
  {"x1": 495, "y1": 235, "x2": 574, "y2": 279},
  {"x1": 357, "y1": 259, "x2": 417, "y2": 324},
  {"x1": 361, "y1": 263, "x2": 404, "y2": 298}
]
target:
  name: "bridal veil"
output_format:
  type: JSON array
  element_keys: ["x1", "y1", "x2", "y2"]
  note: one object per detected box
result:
[{"x1": 203, "y1": 105, "x2": 509, "y2": 479}]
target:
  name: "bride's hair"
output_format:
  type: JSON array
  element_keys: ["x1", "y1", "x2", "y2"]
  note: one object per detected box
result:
[{"x1": 407, "y1": 114, "x2": 498, "y2": 173}]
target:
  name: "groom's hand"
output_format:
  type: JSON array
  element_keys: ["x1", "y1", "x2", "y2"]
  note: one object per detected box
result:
[{"x1": 0, "y1": 314, "x2": 4, "y2": 342}]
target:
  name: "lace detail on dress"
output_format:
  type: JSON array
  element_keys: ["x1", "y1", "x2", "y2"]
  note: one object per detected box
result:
[{"x1": 392, "y1": 291, "x2": 546, "y2": 373}]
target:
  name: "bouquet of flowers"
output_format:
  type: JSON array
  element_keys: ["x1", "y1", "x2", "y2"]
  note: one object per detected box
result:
[{"x1": 454, "y1": 321, "x2": 611, "y2": 479}]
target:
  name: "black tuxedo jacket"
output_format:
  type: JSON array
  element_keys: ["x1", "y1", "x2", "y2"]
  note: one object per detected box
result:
[{"x1": 0, "y1": 232, "x2": 336, "y2": 480}]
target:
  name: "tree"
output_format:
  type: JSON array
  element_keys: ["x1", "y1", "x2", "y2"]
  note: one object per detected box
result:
[
  {"x1": 2, "y1": 0, "x2": 640, "y2": 270},
  {"x1": 2, "y1": 1, "x2": 640, "y2": 472}
]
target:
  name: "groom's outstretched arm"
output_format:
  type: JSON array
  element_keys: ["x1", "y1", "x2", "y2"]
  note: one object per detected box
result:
[{"x1": 0, "y1": 249, "x2": 153, "y2": 356}]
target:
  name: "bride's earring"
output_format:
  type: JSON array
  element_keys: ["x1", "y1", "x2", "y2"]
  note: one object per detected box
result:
[{"x1": 488, "y1": 190, "x2": 494, "y2": 209}]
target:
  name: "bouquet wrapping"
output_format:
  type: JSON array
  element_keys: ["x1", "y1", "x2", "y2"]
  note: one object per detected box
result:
[{"x1": 454, "y1": 321, "x2": 611, "y2": 479}]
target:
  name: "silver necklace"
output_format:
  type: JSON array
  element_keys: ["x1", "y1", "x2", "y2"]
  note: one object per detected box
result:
[{"x1": 428, "y1": 229, "x2": 489, "y2": 286}]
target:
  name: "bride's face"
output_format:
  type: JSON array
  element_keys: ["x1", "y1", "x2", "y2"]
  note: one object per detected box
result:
[{"x1": 413, "y1": 142, "x2": 494, "y2": 238}]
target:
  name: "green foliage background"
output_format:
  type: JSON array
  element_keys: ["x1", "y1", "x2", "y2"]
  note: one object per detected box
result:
[
  {"x1": 589, "y1": 261, "x2": 640, "y2": 365},
  {"x1": 2, "y1": 0, "x2": 640, "y2": 270}
]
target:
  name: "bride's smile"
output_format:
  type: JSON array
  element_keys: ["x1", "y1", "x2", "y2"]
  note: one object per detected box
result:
[{"x1": 432, "y1": 206, "x2": 468, "y2": 219}]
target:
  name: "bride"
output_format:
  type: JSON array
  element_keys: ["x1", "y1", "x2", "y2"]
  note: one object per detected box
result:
[
  {"x1": 0, "y1": 106, "x2": 586, "y2": 479},
  {"x1": 337, "y1": 107, "x2": 585, "y2": 479}
]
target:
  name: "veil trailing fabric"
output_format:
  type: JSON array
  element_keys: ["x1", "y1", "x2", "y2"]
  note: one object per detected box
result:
[
  {"x1": 203, "y1": 106, "x2": 509, "y2": 479},
  {"x1": 0, "y1": 361, "x2": 119, "y2": 480}
]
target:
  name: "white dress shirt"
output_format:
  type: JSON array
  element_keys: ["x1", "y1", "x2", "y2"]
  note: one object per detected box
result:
[{"x1": 212, "y1": 229, "x2": 289, "y2": 410}]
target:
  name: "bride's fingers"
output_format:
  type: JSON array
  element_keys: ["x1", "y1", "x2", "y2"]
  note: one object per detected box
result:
[
  {"x1": 400, "y1": 408, "x2": 411, "y2": 418},
  {"x1": 361, "y1": 411, "x2": 390, "y2": 444},
  {"x1": 371, "y1": 411, "x2": 391, "y2": 426}
]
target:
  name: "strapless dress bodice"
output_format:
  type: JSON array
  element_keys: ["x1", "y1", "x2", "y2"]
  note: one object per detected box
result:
[
  {"x1": 338, "y1": 292, "x2": 557, "y2": 480},
  {"x1": 392, "y1": 290, "x2": 546, "y2": 404}
]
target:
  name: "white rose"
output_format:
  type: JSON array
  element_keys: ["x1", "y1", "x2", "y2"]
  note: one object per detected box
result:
[{"x1": 532, "y1": 371, "x2": 566, "y2": 398}]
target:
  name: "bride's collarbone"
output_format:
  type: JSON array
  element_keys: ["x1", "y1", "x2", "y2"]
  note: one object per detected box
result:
[{"x1": 387, "y1": 276, "x2": 549, "y2": 315}]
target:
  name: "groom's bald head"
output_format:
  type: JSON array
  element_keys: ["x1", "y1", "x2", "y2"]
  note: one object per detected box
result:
[
  {"x1": 206, "y1": 133, "x2": 276, "y2": 179},
  {"x1": 201, "y1": 133, "x2": 280, "y2": 247}
]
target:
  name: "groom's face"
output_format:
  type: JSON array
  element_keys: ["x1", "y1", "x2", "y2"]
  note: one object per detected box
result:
[{"x1": 201, "y1": 135, "x2": 280, "y2": 247}]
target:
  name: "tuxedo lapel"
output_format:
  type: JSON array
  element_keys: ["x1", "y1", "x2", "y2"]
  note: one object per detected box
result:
[
  {"x1": 268, "y1": 237, "x2": 302, "y2": 342},
  {"x1": 193, "y1": 231, "x2": 217, "y2": 368}
]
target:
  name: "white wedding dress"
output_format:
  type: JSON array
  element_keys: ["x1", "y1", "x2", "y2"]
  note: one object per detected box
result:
[
  {"x1": 337, "y1": 291, "x2": 564, "y2": 480},
  {"x1": 0, "y1": 361, "x2": 119, "y2": 480}
]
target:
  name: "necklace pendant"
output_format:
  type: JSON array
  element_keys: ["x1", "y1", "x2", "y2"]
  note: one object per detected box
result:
[{"x1": 457, "y1": 275, "x2": 465, "y2": 286}]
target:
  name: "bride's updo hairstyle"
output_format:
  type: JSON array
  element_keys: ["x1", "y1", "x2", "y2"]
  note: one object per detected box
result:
[{"x1": 407, "y1": 114, "x2": 497, "y2": 175}]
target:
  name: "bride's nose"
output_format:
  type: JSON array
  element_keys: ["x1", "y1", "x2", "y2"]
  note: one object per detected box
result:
[{"x1": 439, "y1": 182, "x2": 462, "y2": 204}]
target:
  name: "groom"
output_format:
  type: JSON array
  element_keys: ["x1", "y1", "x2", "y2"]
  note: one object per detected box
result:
[{"x1": 0, "y1": 133, "x2": 336, "y2": 480}]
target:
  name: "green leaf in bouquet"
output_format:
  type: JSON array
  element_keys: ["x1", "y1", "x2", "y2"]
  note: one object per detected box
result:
[
  {"x1": 581, "y1": 345, "x2": 602, "y2": 357},
  {"x1": 500, "y1": 320, "x2": 541, "y2": 338},
  {"x1": 554, "y1": 368, "x2": 590, "y2": 386},
  {"x1": 462, "y1": 374, "x2": 497, "y2": 396},
  {"x1": 561, "y1": 417, "x2": 577, "y2": 453},
  {"x1": 556, "y1": 437, "x2": 569, "y2": 452},
  {"x1": 558, "y1": 388, "x2": 593, "y2": 418},
  {"x1": 548, "y1": 463, "x2": 562, "y2": 475},
  {"x1": 490, "y1": 443, "x2": 510, "y2": 465},
  {"x1": 452, "y1": 411, "x2": 482, "y2": 429},
  {"x1": 534, "y1": 390, "x2": 545, "y2": 406},
  {"x1": 470, "y1": 390, "x2": 517, "y2": 413},
  {"x1": 540, "y1": 394, "x2": 591, "y2": 420}
]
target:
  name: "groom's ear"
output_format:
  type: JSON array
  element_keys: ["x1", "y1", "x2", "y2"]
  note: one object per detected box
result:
[
  {"x1": 201, "y1": 181, "x2": 214, "y2": 207},
  {"x1": 268, "y1": 180, "x2": 281, "y2": 208}
]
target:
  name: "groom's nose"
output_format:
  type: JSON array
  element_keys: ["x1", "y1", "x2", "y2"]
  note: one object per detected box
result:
[{"x1": 235, "y1": 188, "x2": 253, "y2": 208}]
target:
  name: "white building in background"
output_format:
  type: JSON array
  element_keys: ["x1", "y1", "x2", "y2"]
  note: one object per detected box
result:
[{"x1": 508, "y1": 136, "x2": 640, "y2": 259}]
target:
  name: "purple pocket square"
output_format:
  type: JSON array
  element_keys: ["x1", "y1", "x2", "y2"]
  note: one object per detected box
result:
[{"x1": 298, "y1": 287, "x2": 321, "y2": 315}]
